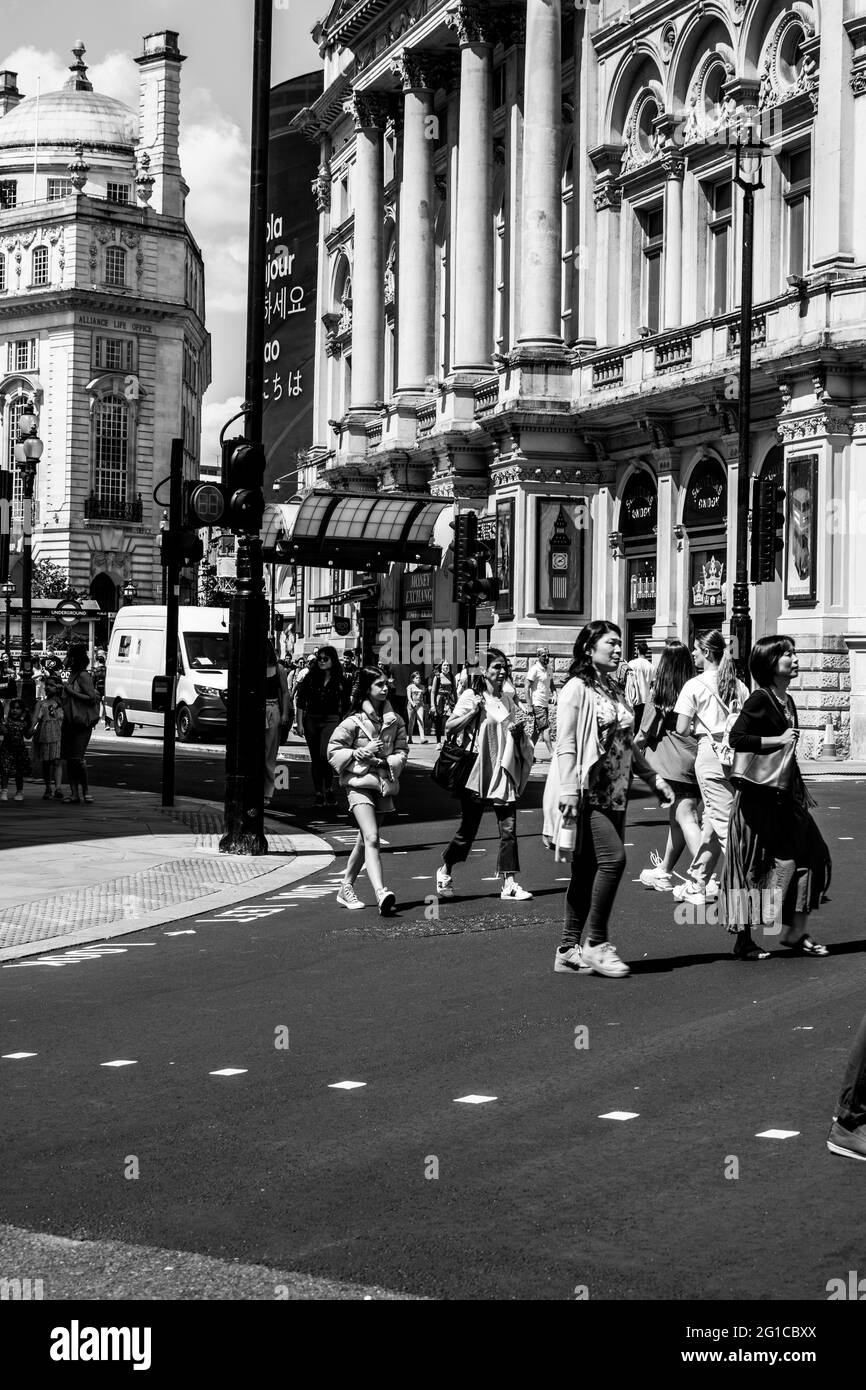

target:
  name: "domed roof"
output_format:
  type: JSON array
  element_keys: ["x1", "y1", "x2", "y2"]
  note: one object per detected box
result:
[{"x1": 0, "y1": 43, "x2": 136, "y2": 152}]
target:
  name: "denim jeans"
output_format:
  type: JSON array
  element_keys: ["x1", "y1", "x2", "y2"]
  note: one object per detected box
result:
[
  {"x1": 303, "y1": 717, "x2": 338, "y2": 794},
  {"x1": 836, "y1": 1009, "x2": 866, "y2": 1131},
  {"x1": 443, "y1": 793, "x2": 519, "y2": 877},
  {"x1": 561, "y1": 805, "x2": 627, "y2": 950}
]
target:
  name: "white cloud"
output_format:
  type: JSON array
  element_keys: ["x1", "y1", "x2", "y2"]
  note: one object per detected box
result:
[
  {"x1": 200, "y1": 395, "x2": 245, "y2": 475},
  {"x1": 0, "y1": 45, "x2": 137, "y2": 107},
  {"x1": 180, "y1": 88, "x2": 249, "y2": 337}
]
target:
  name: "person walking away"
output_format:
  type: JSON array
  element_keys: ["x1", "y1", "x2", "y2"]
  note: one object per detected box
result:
[
  {"x1": 264, "y1": 639, "x2": 293, "y2": 808},
  {"x1": 0, "y1": 697, "x2": 32, "y2": 801},
  {"x1": 627, "y1": 641, "x2": 653, "y2": 735},
  {"x1": 294, "y1": 646, "x2": 348, "y2": 809},
  {"x1": 673, "y1": 630, "x2": 749, "y2": 906},
  {"x1": 544, "y1": 621, "x2": 674, "y2": 978},
  {"x1": 430, "y1": 661, "x2": 457, "y2": 744},
  {"x1": 436, "y1": 648, "x2": 535, "y2": 902},
  {"x1": 92, "y1": 652, "x2": 110, "y2": 730},
  {"x1": 406, "y1": 670, "x2": 428, "y2": 743},
  {"x1": 635, "y1": 641, "x2": 701, "y2": 893},
  {"x1": 724, "y1": 635, "x2": 831, "y2": 961},
  {"x1": 523, "y1": 646, "x2": 556, "y2": 758},
  {"x1": 328, "y1": 667, "x2": 408, "y2": 915},
  {"x1": 60, "y1": 646, "x2": 101, "y2": 804},
  {"x1": 827, "y1": 1009, "x2": 866, "y2": 1161},
  {"x1": 32, "y1": 676, "x2": 64, "y2": 799}
]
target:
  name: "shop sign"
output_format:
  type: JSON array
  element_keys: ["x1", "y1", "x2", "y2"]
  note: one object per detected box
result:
[{"x1": 333, "y1": 615, "x2": 351, "y2": 636}]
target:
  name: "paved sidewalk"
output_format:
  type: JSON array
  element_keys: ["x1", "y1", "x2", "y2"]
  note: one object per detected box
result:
[{"x1": 0, "y1": 787, "x2": 332, "y2": 962}]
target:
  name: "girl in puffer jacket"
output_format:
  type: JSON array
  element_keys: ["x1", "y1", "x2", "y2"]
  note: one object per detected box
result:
[{"x1": 327, "y1": 666, "x2": 408, "y2": 915}]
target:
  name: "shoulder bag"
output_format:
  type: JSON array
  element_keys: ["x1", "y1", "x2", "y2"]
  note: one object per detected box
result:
[
  {"x1": 432, "y1": 708, "x2": 481, "y2": 798},
  {"x1": 730, "y1": 741, "x2": 796, "y2": 793},
  {"x1": 343, "y1": 714, "x2": 400, "y2": 796},
  {"x1": 693, "y1": 684, "x2": 741, "y2": 777},
  {"x1": 64, "y1": 677, "x2": 101, "y2": 730}
]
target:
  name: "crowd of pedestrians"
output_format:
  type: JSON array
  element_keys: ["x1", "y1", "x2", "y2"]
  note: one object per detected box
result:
[{"x1": 0, "y1": 643, "x2": 101, "y2": 807}]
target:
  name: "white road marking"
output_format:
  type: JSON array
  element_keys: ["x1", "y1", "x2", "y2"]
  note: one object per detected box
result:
[
  {"x1": 101, "y1": 1060, "x2": 137, "y2": 1068},
  {"x1": 2, "y1": 1052, "x2": 37, "y2": 1059},
  {"x1": 756, "y1": 1129, "x2": 799, "y2": 1139},
  {"x1": 164, "y1": 930, "x2": 196, "y2": 936},
  {"x1": 210, "y1": 1069, "x2": 248, "y2": 1077},
  {"x1": 839, "y1": 837, "x2": 854, "y2": 841},
  {"x1": 624, "y1": 842, "x2": 634, "y2": 847},
  {"x1": 599, "y1": 1111, "x2": 639, "y2": 1121},
  {"x1": 793, "y1": 1026, "x2": 814, "y2": 1031},
  {"x1": 471, "y1": 848, "x2": 486, "y2": 853},
  {"x1": 329, "y1": 1080, "x2": 366, "y2": 1090},
  {"x1": 411, "y1": 876, "x2": 432, "y2": 880},
  {"x1": 828, "y1": 806, "x2": 840, "y2": 809},
  {"x1": 454, "y1": 1094, "x2": 497, "y2": 1104}
]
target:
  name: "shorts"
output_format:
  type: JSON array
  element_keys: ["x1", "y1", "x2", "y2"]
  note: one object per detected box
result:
[
  {"x1": 530, "y1": 707, "x2": 550, "y2": 738},
  {"x1": 348, "y1": 787, "x2": 395, "y2": 816}
]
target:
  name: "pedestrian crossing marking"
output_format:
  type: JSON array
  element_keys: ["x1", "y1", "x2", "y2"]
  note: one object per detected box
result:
[
  {"x1": 210, "y1": 1069, "x2": 248, "y2": 1077},
  {"x1": 756, "y1": 1129, "x2": 799, "y2": 1139},
  {"x1": 329, "y1": 1080, "x2": 366, "y2": 1090},
  {"x1": 838, "y1": 837, "x2": 854, "y2": 841},
  {"x1": 454, "y1": 1094, "x2": 497, "y2": 1104},
  {"x1": 2, "y1": 1052, "x2": 37, "y2": 1059},
  {"x1": 101, "y1": 1060, "x2": 137, "y2": 1068},
  {"x1": 164, "y1": 930, "x2": 196, "y2": 936},
  {"x1": 599, "y1": 1111, "x2": 639, "y2": 1121}
]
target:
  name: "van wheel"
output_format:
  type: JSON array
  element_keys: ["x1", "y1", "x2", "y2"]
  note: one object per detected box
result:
[
  {"x1": 176, "y1": 705, "x2": 196, "y2": 742},
  {"x1": 114, "y1": 702, "x2": 135, "y2": 738}
]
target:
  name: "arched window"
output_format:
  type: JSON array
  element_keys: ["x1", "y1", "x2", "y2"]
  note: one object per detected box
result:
[
  {"x1": 105, "y1": 245, "x2": 126, "y2": 288},
  {"x1": 5, "y1": 397, "x2": 29, "y2": 518},
  {"x1": 94, "y1": 395, "x2": 129, "y2": 514},
  {"x1": 561, "y1": 144, "x2": 574, "y2": 338},
  {"x1": 31, "y1": 245, "x2": 48, "y2": 287}
]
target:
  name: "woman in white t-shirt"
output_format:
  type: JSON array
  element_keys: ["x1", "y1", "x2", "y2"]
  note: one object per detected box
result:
[{"x1": 674, "y1": 629, "x2": 749, "y2": 906}]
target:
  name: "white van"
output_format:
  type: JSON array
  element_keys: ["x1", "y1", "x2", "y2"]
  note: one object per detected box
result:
[{"x1": 105, "y1": 605, "x2": 230, "y2": 741}]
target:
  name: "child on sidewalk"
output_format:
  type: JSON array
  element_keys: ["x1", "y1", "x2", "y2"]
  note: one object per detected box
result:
[
  {"x1": 0, "y1": 698, "x2": 32, "y2": 801},
  {"x1": 32, "y1": 677, "x2": 64, "y2": 800}
]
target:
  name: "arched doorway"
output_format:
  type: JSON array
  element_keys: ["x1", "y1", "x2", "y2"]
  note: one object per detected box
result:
[
  {"x1": 90, "y1": 573, "x2": 117, "y2": 649},
  {"x1": 619, "y1": 469, "x2": 658, "y2": 657},
  {"x1": 750, "y1": 445, "x2": 784, "y2": 640},
  {"x1": 683, "y1": 456, "x2": 728, "y2": 647}
]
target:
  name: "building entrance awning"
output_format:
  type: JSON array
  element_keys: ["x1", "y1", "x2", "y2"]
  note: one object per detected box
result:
[{"x1": 261, "y1": 492, "x2": 450, "y2": 570}]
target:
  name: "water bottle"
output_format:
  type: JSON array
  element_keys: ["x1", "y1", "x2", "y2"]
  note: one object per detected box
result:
[{"x1": 558, "y1": 820, "x2": 577, "y2": 857}]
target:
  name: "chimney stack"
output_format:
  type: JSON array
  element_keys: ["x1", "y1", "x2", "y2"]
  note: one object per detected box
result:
[
  {"x1": 0, "y1": 72, "x2": 24, "y2": 117},
  {"x1": 134, "y1": 31, "x2": 187, "y2": 218}
]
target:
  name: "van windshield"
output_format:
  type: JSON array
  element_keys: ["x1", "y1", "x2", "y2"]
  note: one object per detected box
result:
[{"x1": 184, "y1": 632, "x2": 230, "y2": 671}]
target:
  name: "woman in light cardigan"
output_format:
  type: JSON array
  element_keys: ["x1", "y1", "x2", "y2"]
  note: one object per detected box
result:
[
  {"x1": 544, "y1": 621, "x2": 674, "y2": 979},
  {"x1": 436, "y1": 648, "x2": 535, "y2": 901}
]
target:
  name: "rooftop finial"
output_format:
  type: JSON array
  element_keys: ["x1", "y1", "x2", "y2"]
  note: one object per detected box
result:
[{"x1": 65, "y1": 41, "x2": 92, "y2": 92}]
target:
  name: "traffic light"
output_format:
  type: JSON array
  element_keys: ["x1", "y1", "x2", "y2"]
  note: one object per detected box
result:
[
  {"x1": 160, "y1": 530, "x2": 204, "y2": 567},
  {"x1": 183, "y1": 438, "x2": 267, "y2": 535},
  {"x1": 451, "y1": 512, "x2": 500, "y2": 606},
  {"x1": 752, "y1": 474, "x2": 786, "y2": 583}
]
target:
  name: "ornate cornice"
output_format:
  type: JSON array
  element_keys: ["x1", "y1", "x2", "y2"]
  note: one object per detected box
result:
[
  {"x1": 593, "y1": 182, "x2": 622, "y2": 212},
  {"x1": 777, "y1": 411, "x2": 852, "y2": 443},
  {"x1": 660, "y1": 151, "x2": 685, "y2": 182}
]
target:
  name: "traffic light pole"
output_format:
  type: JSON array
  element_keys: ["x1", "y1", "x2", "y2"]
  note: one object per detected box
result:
[
  {"x1": 161, "y1": 437, "x2": 183, "y2": 809},
  {"x1": 220, "y1": 0, "x2": 270, "y2": 856}
]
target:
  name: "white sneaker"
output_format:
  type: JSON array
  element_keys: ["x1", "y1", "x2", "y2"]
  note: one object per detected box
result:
[
  {"x1": 672, "y1": 881, "x2": 707, "y2": 906},
  {"x1": 336, "y1": 882, "x2": 364, "y2": 911},
  {"x1": 376, "y1": 886, "x2": 396, "y2": 916},
  {"x1": 0, "y1": 791, "x2": 7, "y2": 802},
  {"x1": 13, "y1": 792, "x2": 23, "y2": 802},
  {"x1": 580, "y1": 941, "x2": 630, "y2": 978},
  {"x1": 554, "y1": 945, "x2": 591, "y2": 974},
  {"x1": 639, "y1": 866, "x2": 673, "y2": 892},
  {"x1": 501, "y1": 880, "x2": 532, "y2": 901},
  {"x1": 436, "y1": 867, "x2": 454, "y2": 898}
]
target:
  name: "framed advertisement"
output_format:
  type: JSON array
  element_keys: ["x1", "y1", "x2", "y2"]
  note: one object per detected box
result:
[
  {"x1": 785, "y1": 453, "x2": 818, "y2": 606},
  {"x1": 535, "y1": 498, "x2": 586, "y2": 615},
  {"x1": 495, "y1": 498, "x2": 514, "y2": 619}
]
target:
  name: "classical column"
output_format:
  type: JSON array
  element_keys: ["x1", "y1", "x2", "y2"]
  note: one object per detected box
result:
[
  {"x1": 348, "y1": 94, "x2": 387, "y2": 409},
  {"x1": 391, "y1": 52, "x2": 438, "y2": 391},
  {"x1": 661, "y1": 152, "x2": 684, "y2": 331},
  {"x1": 518, "y1": 0, "x2": 562, "y2": 348},
  {"x1": 446, "y1": 2, "x2": 495, "y2": 371}
]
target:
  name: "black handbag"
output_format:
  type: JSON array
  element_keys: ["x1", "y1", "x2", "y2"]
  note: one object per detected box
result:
[
  {"x1": 730, "y1": 742, "x2": 796, "y2": 792},
  {"x1": 431, "y1": 711, "x2": 481, "y2": 797}
]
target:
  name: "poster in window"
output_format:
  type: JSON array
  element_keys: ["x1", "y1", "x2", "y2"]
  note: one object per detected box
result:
[
  {"x1": 785, "y1": 454, "x2": 817, "y2": 605},
  {"x1": 495, "y1": 498, "x2": 514, "y2": 619},
  {"x1": 535, "y1": 499, "x2": 586, "y2": 614}
]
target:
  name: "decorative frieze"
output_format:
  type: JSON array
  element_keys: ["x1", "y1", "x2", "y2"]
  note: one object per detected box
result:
[{"x1": 777, "y1": 411, "x2": 852, "y2": 443}]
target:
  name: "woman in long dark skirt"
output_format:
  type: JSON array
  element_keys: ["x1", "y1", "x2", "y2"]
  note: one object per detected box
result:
[{"x1": 724, "y1": 635, "x2": 831, "y2": 960}]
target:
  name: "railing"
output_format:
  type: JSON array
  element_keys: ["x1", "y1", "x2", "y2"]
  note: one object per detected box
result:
[
  {"x1": 474, "y1": 379, "x2": 500, "y2": 417},
  {"x1": 84, "y1": 493, "x2": 143, "y2": 523},
  {"x1": 654, "y1": 334, "x2": 693, "y2": 373},
  {"x1": 416, "y1": 402, "x2": 436, "y2": 435},
  {"x1": 591, "y1": 353, "x2": 625, "y2": 389},
  {"x1": 365, "y1": 420, "x2": 382, "y2": 446},
  {"x1": 728, "y1": 313, "x2": 767, "y2": 351}
]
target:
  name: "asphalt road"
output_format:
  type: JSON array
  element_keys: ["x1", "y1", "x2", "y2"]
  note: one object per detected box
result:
[{"x1": 2, "y1": 748, "x2": 866, "y2": 1301}]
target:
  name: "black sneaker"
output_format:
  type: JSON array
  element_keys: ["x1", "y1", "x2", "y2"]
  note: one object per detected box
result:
[{"x1": 827, "y1": 1120, "x2": 866, "y2": 1161}]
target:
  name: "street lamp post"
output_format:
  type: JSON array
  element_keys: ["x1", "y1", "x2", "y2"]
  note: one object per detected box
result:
[
  {"x1": 729, "y1": 121, "x2": 766, "y2": 684},
  {"x1": 14, "y1": 408, "x2": 44, "y2": 710},
  {"x1": 1, "y1": 581, "x2": 14, "y2": 661},
  {"x1": 123, "y1": 582, "x2": 138, "y2": 607}
]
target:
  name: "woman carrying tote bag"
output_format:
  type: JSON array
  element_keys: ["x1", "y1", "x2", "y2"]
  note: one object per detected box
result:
[
  {"x1": 723, "y1": 635, "x2": 831, "y2": 961},
  {"x1": 634, "y1": 641, "x2": 701, "y2": 893}
]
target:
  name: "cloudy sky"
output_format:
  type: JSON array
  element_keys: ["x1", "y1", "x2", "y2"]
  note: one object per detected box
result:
[{"x1": 1, "y1": 0, "x2": 327, "y2": 467}]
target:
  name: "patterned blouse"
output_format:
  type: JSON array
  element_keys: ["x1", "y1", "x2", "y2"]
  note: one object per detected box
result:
[{"x1": 587, "y1": 684, "x2": 634, "y2": 812}]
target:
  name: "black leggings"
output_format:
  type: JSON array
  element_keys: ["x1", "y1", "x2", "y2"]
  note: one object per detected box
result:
[
  {"x1": 67, "y1": 757, "x2": 89, "y2": 796},
  {"x1": 303, "y1": 718, "x2": 337, "y2": 794},
  {"x1": 561, "y1": 805, "x2": 627, "y2": 950}
]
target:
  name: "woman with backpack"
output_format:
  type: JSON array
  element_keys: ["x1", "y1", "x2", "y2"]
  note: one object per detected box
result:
[
  {"x1": 327, "y1": 666, "x2": 408, "y2": 915},
  {"x1": 60, "y1": 646, "x2": 100, "y2": 804},
  {"x1": 635, "y1": 641, "x2": 702, "y2": 893},
  {"x1": 673, "y1": 630, "x2": 749, "y2": 907}
]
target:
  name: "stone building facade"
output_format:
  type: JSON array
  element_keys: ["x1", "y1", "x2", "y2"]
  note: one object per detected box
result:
[
  {"x1": 294, "y1": 0, "x2": 866, "y2": 757},
  {"x1": 0, "y1": 32, "x2": 210, "y2": 634}
]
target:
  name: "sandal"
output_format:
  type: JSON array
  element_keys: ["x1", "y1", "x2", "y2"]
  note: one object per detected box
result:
[
  {"x1": 785, "y1": 935, "x2": 828, "y2": 957},
  {"x1": 732, "y1": 935, "x2": 770, "y2": 961}
]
